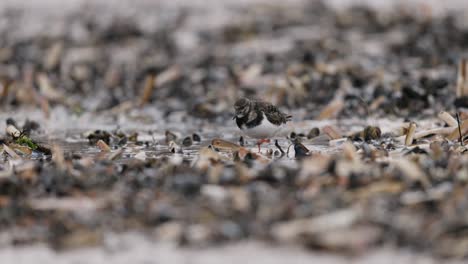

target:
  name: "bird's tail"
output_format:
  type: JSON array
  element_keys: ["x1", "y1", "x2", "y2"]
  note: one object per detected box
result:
[{"x1": 286, "y1": 115, "x2": 292, "y2": 122}]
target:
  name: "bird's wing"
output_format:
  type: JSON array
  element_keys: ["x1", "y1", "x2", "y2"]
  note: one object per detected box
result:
[{"x1": 257, "y1": 102, "x2": 292, "y2": 125}]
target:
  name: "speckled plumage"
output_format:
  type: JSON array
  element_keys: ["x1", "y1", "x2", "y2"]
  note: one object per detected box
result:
[{"x1": 234, "y1": 98, "x2": 291, "y2": 139}]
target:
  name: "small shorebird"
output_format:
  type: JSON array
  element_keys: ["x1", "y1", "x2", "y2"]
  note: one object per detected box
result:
[{"x1": 233, "y1": 98, "x2": 292, "y2": 152}]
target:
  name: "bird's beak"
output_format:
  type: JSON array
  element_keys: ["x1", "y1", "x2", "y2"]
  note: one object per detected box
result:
[{"x1": 232, "y1": 115, "x2": 236, "y2": 120}]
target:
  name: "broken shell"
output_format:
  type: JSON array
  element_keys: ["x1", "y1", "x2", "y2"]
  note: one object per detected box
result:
[
  {"x1": 165, "y1": 130, "x2": 178, "y2": 143},
  {"x1": 192, "y1": 133, "x2": 201, "y2": 142},
  {"x1": 307, "y1": 127, "x2": 320, "y2": 139},
  {"x1": 169, "y1": 141, "x2": 182, "y2": 154},
  {"x1": 363, "y1": 126, "x2": 381, "y2": 141},
  {"x1": 182, "y1": 136, "x2": 193, "y2": 147},
  {"x1": 294, "y1": 142, "x2": 310, "y2": 159}
]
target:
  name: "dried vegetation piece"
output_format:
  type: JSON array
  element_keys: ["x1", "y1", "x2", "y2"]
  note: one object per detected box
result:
[
  {"x1": 405, "y1": 122, "x2": 417, "y2": 146},
  {"x1": 317, "y1": 99, "x2": 344, "y2": 120},
  {"x1": 6, "y1": 124, "x2": 21, "y2": 138},
  {"x1": 272, "y1": 208, "x2": 362, "y2": 243},
  {"x1": 51, "y1": 144, "x2": 66, "y2": 171},
  {"x1": 8, "y1": 143, "x2": 33, "y2": 156},
  {"x1": 438, "y1": 111, "x2": 458, "y2": 127},
  {"x1": 29, "y1": 197, "x2": 103, "y2": 212},
  {"x1": 0, "y1": 78, "x2": 11, "y2": 100},
  {"x1": 139, "y1": 74, "x2": 156, "y2": 107},
  {"x1": 456, "y1": 58, "x2": 468, "y2": 98},
  {"x1": 305, "y1": 225, "x2": 382, "y2": 252},
  {"x1": 2, "y1": 144, "x2": 21, "y2": 160},
  {"x1": 322, "y1": 125, "x2": 342, "y2": 140},
  {"x1": 392, "y1": 158, "x2": 430, "y2": 188},
  {"x1": 55, "y1": 230, "x2": 102, "y2": 250},
  {"x1": 342, "y1": 141, "x2": 358, "y2": 161},
  {"x1": 44, "y1": 42, "x2": 64, "y2": 70},
  {"x1": 156, "y1": 66, "x2": 181, "y2": 87},
  {"x1": 107, "y1": 148, "x2": 124, "y2": 161},
  {"x1": 138, "y1": 66, "x2": 181, "y2": 107},
  {"x1": 37, "y1": 73, "x2": 65, "y2": 102},
  {"x1": 447, "y1": 119, "x2": 468, "y2": 141},
  {"x1": 96, "y1": 140, "x2": 111, "y2": 152}
]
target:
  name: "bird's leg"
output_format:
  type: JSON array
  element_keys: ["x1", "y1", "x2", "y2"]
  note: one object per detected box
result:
[{"x1": 256, "y1": 139, "x2": 271, "y2": 153}]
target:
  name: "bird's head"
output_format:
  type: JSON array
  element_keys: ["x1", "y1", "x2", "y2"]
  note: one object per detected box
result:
[{"x1": 233, "y1": 98, "x2": 251, "y2": 119}]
